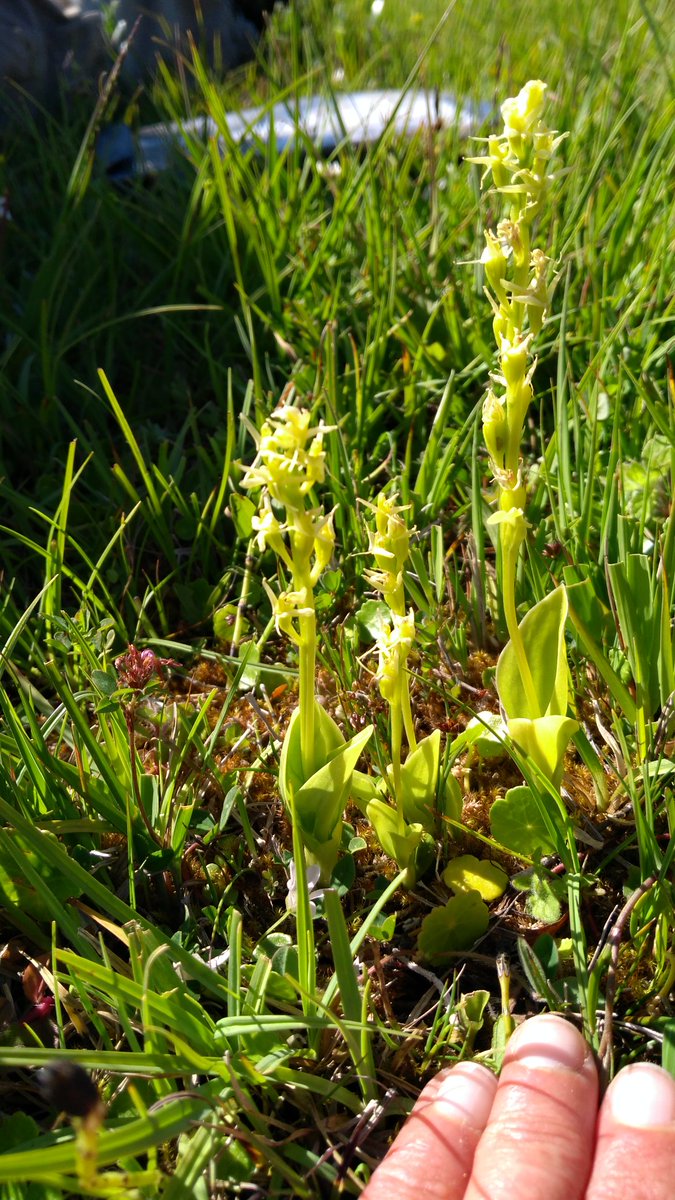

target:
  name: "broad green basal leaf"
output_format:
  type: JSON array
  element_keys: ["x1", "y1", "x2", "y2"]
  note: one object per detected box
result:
[
  {"x1": 350, "y1": 768, "x2": 386, "y2": 813},
  {"x1": 399, "y1": 729, "x2": 441, "y2": 829},
  {"x1": 292, "y1": 724, "x2": 373, "y2": 845},
  {"x1": 508, "y1": 713, "x2": 578, "y2": 787},
  {"x1": 497, "y1": 587, "x2": 569, "y2": 720},
  {"x1": 365, "y1": 799, "x2": 433, "y2": 882},
  {"x1": 395, "y1": 730, "x2": 462, "y2": 830},
  {"x1": 279, "y1": 703, "x2": 346, "y2": 802}
]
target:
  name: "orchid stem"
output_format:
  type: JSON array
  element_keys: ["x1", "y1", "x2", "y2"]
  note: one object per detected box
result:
[{"x1": 298, "y1": 607, "x2": 316, "y2": 781}]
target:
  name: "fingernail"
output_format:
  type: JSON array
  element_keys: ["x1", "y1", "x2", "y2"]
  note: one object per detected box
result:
[
  {"x1": 506, "y1": 1014, "x2": 589, "y2": 1072},
  {"x1": 434, "y1": 1062, "x2": 498, "y2": 1128},
  {"x1": 608, "y1": 1064, "x2": 675, "y2": 1128}
]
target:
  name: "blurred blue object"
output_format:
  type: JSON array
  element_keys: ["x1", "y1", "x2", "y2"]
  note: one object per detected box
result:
[
  {"x1": 97, "y1": 90, "x2": 490, "y2": 180},
  {"x1": 96, "y1": 123, "x2": 136, "y2": 180}
]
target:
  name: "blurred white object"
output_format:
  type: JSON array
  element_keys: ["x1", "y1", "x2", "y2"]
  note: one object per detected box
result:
[{"x1": 98, "y1": 89, "x2": 490, "y2": 179}]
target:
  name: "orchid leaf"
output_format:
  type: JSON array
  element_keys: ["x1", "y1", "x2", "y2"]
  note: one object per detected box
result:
[
  {"x1": 293, "y1": 725, "x2": 373, "y2": 845},
  {"x1": 399, "y1": 729, "x2": 440, "y2": 829},
  {"x1": 365, "y1": 798, "x2": 432, "y2": 881},
  {"x1": 508, "y1": 713, "x2": 579, "y2": 787},
  {"x1": 279, "y1": 703, "x2": 346, "y2": 804},
  {"x1": 400, "y1": 728, "x2": 440, "y2": 826},
  {"x1": 490, "y1": 785, "x2": 556, "y2": 858},
  {"x1": 350, "y1": 769, "x2": 386, "y2": 813},
  {"x1": 279, "y1": 707, "x2": 372, "y2": 878},
  {"x1": 397, "y1": 730, "x2": 462, "y2": 829},
  {"x1": 417, "y1": 891, "x2": 490, "y2": 961},
  {"x1": 278, "y1": 707, "x2": 305, "y2": 802},
  {"x1": 497, "y1": 587, "x2": 569, "y2": 720},
  {"x1": 443, "y1": 855, "x2": 508, "y2": 902},
  {"x1": 365, "y1": 797, "x2": 405, "y2": 856},
  {"x1": 451, "y1": 990, "x2": 490, "y2": 1046}
]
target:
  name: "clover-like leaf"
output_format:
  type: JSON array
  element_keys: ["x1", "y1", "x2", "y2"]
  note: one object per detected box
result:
[
  {"x1": 490, "y1": 785, "x2": 557, "y2": 858},
  {"x1": 442, "y1": 854, "x2": 508, "y2": 902},
  {"x1": 417, "y1": 891, "x2": 490, "y2": 962}
]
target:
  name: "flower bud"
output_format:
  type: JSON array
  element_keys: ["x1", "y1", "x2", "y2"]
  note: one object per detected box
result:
[
  {"x1": 487, "y1": 134, "x2": 510, "y2": 189},
  {"x1": 481, "y1": 230, "x2": 508, "y2": 301},
  {"x1": 501, "y1": 80, "x2": 547, "y2": 137},
  {"x1": 375, "y1": 610, "x2": 415, "y2": 704},
  {"x1": 482, "y1": 390, "x2": 508, "y2": 470},
  {"x1": 526, "y1": 248, "x2": 550, "y2": 334},
  {"x1": 506, "y1": 375, "x2": 533, "y2": 433},
  {"x1": 499, "y1": 336, "x2": 530, "y2": 386}
]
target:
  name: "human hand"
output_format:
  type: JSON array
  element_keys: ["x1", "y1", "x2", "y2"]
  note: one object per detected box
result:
[{"x1": 361, "y1": 1013, "x2": 675, "y2": 1200}]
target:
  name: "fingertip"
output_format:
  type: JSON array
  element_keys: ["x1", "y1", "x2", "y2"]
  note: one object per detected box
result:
[
  {"x1": 462, "y1": 1016, "x2": 598, "y2": 1200},
  {"x1": 429, "y1": 1060, "x2": 499, "y2": 1126},
  {"x1": 603, "y1": 1062, "x2": 675, "y2": 1128},
  {"x1": 586, "y1": 1063, "x2": 675, "y2": 1200},
  {"x1": 504, "y1": 1012, "x2": 593, "y2": 1074},
  {"x1": 361, "y1": 1062, "x2": 498, "y2": 1200}
]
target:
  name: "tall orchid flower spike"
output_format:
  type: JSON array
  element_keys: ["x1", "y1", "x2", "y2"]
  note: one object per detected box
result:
[
  {"x1": 241, "y1": 403, "x2": 329, "y2": 508},
  {"x1": 242, "y1": 401, "x2": 373, "y2": 882},
  {"x1": 467, "y1": 79, "x2": 566, "y2": 520},
  {"x1": 352, "y1": 492, "x2": 461, "y2": 883},
  {"x1": 469, "y1": 84, "x2": 578, "y2": 850},
  {"x1": 363, "y1": 491, "x2": 411, "y2": 615}
]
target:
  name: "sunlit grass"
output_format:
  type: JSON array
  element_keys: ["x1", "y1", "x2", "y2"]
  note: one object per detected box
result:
[{"x1": 0, "y1": 0, "x2": 674, "y2": 1195}]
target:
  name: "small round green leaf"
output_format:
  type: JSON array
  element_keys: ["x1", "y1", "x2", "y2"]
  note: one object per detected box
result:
[
  {"x1": 417, "y1": 891, "x2": 490, "y2": 962},
  {"x1": 490, "y1": 785, "x2": 557, "y2": 857},
  {"x1": 442, "y1": 854, "x2": 508, "y2": 902}
]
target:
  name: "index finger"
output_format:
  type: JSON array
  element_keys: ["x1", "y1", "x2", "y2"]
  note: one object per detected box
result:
[{"x1": 361, "y1": 1061, "x2": 498, "y2": 1200}]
